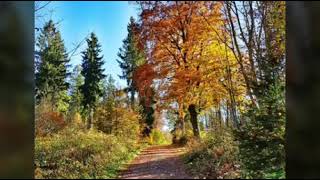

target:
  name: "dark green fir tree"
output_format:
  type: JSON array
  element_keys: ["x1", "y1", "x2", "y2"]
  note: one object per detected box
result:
[{"x1": 80, "y1": 32, "x2": 106, "y2": 129}]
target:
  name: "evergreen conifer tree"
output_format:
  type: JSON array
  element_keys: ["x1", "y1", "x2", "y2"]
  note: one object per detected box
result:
[
  {"x1": 35, "y1": 20, "x2": 70, "y2": 112},
  {"x1": 69, "y1": 64, "x2": 84, "y2": 117},
  {"x1": 80, "y1": 32, "x2": 106, "y2": 129},
  {"x1": 117, "y1": 17, "x2": 145, "y2": 109}
]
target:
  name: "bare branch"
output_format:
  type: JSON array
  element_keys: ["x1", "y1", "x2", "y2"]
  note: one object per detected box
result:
[
  {"x1": 35, "y1": 1, "x2": 51, "y2": 12},
  {"x1": 67, "y1": 33, "x2": 90, "y2": 59}
]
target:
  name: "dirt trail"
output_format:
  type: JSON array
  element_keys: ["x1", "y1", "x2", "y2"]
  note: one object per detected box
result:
[{"x1": 118, "y1": 145, "x2": 194, "y2": 179}]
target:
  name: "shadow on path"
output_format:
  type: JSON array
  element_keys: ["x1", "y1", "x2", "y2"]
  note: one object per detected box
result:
[{"x1": 118, "y1": 145, "x2": 194, "y2": 179}]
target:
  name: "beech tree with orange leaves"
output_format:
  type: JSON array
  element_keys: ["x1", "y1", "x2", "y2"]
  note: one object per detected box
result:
[{"x1": 136, "y1": 1, "x2": 239, "y2": 139}]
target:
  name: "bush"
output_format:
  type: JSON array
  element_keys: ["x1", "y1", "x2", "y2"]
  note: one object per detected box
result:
[
  {"x1": 172, "y1": 128, "x2": 194, "y2": 145},
  {"x1": 184, "y1": 128, "x2": 241, "y2": 179},
  {"x1": 35, "y1": 100, "x2": 67, "y2": 137},
  {"x1": 147, "y1": 129, "x2": 170, "y2": 145},
  {"x1": 94, "y1": 106, "x2": 141, "y2": 141},
  {"x1": 35, "y1": 111, "x2": 66, "y2": 137},
  {"x1": 35, "y1": 127, "x2": 142, "y2": 179}
]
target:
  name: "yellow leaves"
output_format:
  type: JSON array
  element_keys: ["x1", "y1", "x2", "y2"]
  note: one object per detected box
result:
[{"x1": 138, "y1": 1, "x2": 247, "y2": 113}]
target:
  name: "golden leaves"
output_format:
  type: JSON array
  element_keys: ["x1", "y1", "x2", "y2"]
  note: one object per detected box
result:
[{"x1": 138, "y1": 1, "x2": 246, "y2": 112}]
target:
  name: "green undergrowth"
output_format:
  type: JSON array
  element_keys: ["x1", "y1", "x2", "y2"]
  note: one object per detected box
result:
[
  {"x1": 183, "y1": 128, "x2": 241, "y2": 179},
  {"x1": 35, "y1": 126, "x2": 146, "y2": 179},
  {"x1": 146, "y1": 129, "x2": 172, "y2": 145}
]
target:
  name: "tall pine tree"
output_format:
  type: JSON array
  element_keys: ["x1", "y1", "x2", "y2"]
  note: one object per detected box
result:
[
  {"x1": 80, "y1": 32, "x2": 106, "y2": 129},
  {"x1": 117, "y1": 17, "x2": 145, "y2": 109},
  {"x1": 35, "y1": 20, "x2": 70, "y2": 113}
]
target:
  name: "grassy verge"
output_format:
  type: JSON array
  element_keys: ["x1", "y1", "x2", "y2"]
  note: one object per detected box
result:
[
  {"x1": 35, "y1": 126, "x2": 145, "y2": 179},
  {"x1": 183, "y1": 129, "x2": 241, "y2": 179}
]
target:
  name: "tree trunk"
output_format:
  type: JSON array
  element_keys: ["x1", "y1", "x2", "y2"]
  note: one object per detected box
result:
[
  {"x1": 205, "y1": 114, "x2": 209, "y2": 130},
  {"x1": 178, "y1": 107, "x2": 185, "y2": 136},
  {"x1": 226, "y1": 101, "x2": 230, "y2": 127},
  {"x1": 178, "y1": 115, "x2": 185, "y2": 136},
  {"x1": 188, "y1": 104, "x2": 200, "y2": 139},
  {"x1": 130, "y1": 90, "x2": 135, "y2": 110},
  {"x1": 217, "y1": 104, "x2": 222, "y2": 127},
  {"x1": 87, "y1": 108, "x2": 93, "y2": 129}
]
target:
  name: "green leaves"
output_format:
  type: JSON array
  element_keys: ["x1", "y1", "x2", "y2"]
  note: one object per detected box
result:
[{"x1": 235, "y1": 79, "x2": 285, "y2": 178}]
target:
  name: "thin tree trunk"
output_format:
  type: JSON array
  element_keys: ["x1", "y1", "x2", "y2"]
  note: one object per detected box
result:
[
  {"x1": 87, "y1": 108, "x2": 93, "y2": 129},
  {"x1": 181, "y1": 116, "x2": 185, "y2": 136},
  {"x1": 219, "y1": 105, "x2": 222, "y2": 127},
  {"x1": 130, "y1": 90, "x2": 135, "y2": 110},
  {"x1": 178, "y1": 103, "x2": 185, "y2": 136},
  {"x1": 217, "y1": 104, "x2": 222, "y2": 126},
  {"x1": 226, "y1": 101, "x2": 230, "y2": 127},
  {"x1": 225, "y1": 2, "x2": 258, "y2": 108}
]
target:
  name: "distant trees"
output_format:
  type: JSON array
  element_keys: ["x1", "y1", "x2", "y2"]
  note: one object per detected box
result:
[
  {"x1": 94, "y1": 75, "x2": 141, "y2": 138},
  {"x1": 80, "y1": 32, "x2": 106, "y2": 129},
  {"x1": 68, "y1": 64, "x2": 84, "y2": 119}
]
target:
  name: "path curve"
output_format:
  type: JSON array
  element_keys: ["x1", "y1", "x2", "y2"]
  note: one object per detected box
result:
[{"x1": 118, "y1": 145, "x2": 194, "y2": 179}]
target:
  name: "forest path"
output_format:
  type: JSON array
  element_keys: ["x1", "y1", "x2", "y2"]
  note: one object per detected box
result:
[{"x1": 118, "y1": 145, "x2": 194, "y2": 179}]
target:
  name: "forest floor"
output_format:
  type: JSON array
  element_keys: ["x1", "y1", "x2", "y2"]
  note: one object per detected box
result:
[{"x1": 118, "y1": 145, "x2": 194, "y2": 179}]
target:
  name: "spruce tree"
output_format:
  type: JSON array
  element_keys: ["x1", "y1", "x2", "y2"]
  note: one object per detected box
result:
[
  {"x1": 69, "y1": 64, "x2": 84, "y2": 117},
  {"x1": 80, "y1": 32, "x2": 106, "y2": 129},
  {"x1": 117, "y1": 17, "x2": 145, "y2": 109},
  {"x1": 35, "y1": 20, "x2": 70, "y2": 113},
  {"x1": 103, "y1": 75, "x2": 116, "y2": 101}
]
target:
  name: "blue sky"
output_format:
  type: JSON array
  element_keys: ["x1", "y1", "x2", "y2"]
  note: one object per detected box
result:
[{"x1": 35, "y1": 1, "x2": 140, "y2": 88}]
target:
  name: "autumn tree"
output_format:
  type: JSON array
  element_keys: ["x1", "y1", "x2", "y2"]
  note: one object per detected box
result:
[
  {"x1": 133, "y1": 63, "x2": 157, "y2": 136},
  {"x1": 80, "y1": 32, "x2": 106, "y2": 129},
  {"x1": 137, "y1": 1, "x2": 232, "y2": 139},
  {"x1": 96, "y1": 86, "x2": 140, "y2": 138}
]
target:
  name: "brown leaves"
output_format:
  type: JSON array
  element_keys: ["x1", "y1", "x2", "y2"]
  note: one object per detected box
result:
[{"x1": 35, "y1": 111, "x2": 66, "y2": 137}]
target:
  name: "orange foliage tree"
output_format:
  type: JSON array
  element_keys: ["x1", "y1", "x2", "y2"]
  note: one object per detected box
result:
[{"x1": 136, "y1": 1, "x2": 238, "y2": 139}]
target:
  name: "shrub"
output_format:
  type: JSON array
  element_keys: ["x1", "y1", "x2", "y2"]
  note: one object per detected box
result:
[
  {"x1": 147, "y1": 129, "x2": 170, "y2": 145},
  {"x1": 185, "y1": 128, "x2": 241, "y2": 179},
  {"x1": 36, "y1": 111, "x2": 66, "y2": 137},
  {"x1": 35, "y1": 127, "x2": 142, "y2": 179},
  {"x1": 94, "y1": 105, "x2": 141, "y2": 141},
  {"x1": 35, "y1": 109, "x2": 66, "y2": 137},
  {"x1": 35, "y1": 98, "x2": 68, "y2": 137},
  {"x1": 172, "y1": 128, "x2": 194, "y2": 145}
]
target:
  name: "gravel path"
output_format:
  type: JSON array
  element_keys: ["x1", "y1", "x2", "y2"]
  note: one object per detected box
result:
[{"x1": 118, "y1": 145, "x2": 194, "y2": 179}]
